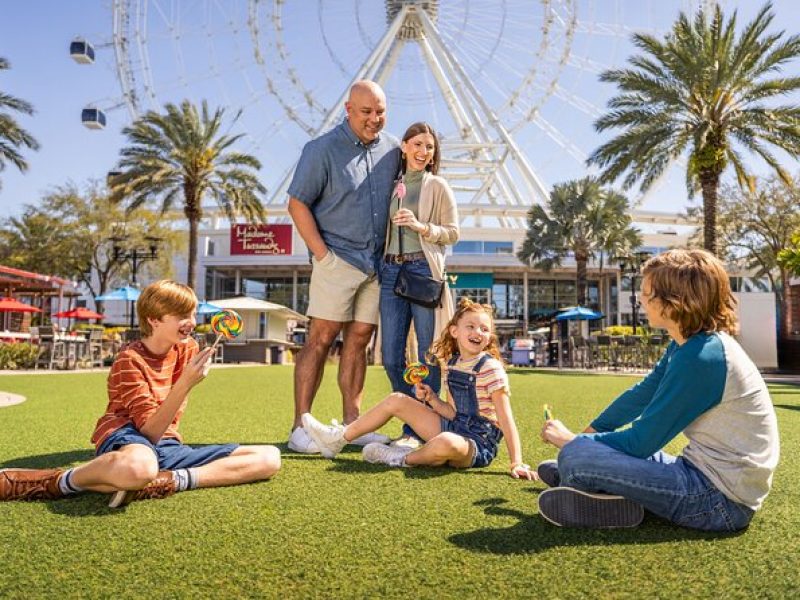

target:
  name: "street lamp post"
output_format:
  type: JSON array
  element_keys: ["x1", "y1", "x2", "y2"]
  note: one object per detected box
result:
[
  {"x1": 616, "y1": 251, "x2": 651, "y2": 335},
  {"x1": 111, "y1": 235, "x2": 161, "y2": 328}
]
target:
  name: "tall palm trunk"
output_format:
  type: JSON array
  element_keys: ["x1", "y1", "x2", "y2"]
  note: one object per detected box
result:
[
  {"x1": 699, "y1": 169, "x2": 721, "y2": 256},
  {"x1": 184, "y1": 185, "x2": 201, "y2": 290},
  {"x1": 575, "y1": 247, "x2": 589, "y2": 306}
]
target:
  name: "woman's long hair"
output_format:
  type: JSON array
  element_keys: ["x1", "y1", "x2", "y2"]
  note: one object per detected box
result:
[{"x1": 429, "y1": 297, "x2": 502, "y2": 365}]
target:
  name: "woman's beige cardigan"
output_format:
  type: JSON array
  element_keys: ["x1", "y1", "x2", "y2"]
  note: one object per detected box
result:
[{"x1": 383, "y1": 171, "x2": 460, "y2": 339}]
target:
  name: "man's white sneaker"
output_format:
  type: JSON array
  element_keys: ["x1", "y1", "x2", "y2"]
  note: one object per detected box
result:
[
  {"x1": 390, "y1": 434, "x2": 421, "y2": 450},
  {"x1": 349, "y1": 431, "x2": 391, "y2": 447},
  {"x1": 301, "y1": 413, "x2": 347, "y2": 458},
  {"x1": 362, "y1": 442, "x2": 413, "y2": 467},
  {"x1": 287, "y1": 426, "x2": 320, "y2": 454}
]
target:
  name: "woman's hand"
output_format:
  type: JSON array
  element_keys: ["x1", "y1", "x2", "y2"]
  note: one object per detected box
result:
[
  {"x1": 392, "y1": 208, "x2": 426, "y2": 233},
  {"x1": 510, "y1": 462, "x2": 538, "y2": 480},
  {"x1": 541, "y1": 419, "x2": 577, "y2": 449}
]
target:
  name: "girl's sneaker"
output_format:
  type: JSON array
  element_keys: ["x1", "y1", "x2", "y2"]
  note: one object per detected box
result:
[
  {"x1": 538, "y1": 487, "x2": 644, "y2": 528},
  {"x1": 301, "y1": 413, "x2": 347, "y2": 458},
  {"x1": 362, "y1": 443, "x2": 413, "y2": 467}
]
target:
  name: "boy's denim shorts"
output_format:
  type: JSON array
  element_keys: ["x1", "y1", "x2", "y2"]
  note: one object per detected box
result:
[
  {"x1": 440, "y1": 415, "x2": 503, "y2": 468},
  {"x1": 96, "y1": 424, "x2": 239, "y2": 470}
]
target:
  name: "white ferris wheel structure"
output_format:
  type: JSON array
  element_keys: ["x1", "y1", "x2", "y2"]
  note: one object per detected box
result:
[{"x1": 73, "y1": 1, "x2": 720, "y2": 228}]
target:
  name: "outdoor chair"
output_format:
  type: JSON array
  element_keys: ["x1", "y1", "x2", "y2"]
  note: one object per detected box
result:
[
  {"x1": 123, "y1": 329, "x2": 141, "y2": 343},
  {"x1": 621, "y1": 335, "x2": 643, "y2": 370},
  {"x1": 87, "y1": 329, "x2": 104, "y2": 368},
  {"x1": 34, "y1": 326, "x2": 66, "y2": 370},
  {"x1": 570, "y1": 335, "x2": 593, "y2": 369},
  {"x1": 595, "y1": 335, "x2": 612, "y2": 370}
]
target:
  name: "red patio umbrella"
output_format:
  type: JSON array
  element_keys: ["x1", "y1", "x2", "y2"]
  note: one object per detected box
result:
[
  {"x1": 0, "y1": 297, "x2": 42, "y2": 313},
  {"x1": 52, "y1": 307, "x2": 105, "y2": 320}
]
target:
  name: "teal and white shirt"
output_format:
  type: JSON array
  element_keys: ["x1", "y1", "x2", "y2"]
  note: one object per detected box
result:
[{"x1": 585, "y1": 331, "x2": 780, "y2": 510}]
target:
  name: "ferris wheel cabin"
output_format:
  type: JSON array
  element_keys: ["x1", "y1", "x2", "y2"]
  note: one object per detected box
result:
[
  {"x1": 81, "y1": 108, "x2": 106, "y2": 130},
  {"x1": 70, "y1": 39, "x2": 95, "y2": 64}
]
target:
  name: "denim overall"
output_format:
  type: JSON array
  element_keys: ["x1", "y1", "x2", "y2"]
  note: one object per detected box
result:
[{"x1": 440, "y1": 353, "x2": 503, "y2": 468}]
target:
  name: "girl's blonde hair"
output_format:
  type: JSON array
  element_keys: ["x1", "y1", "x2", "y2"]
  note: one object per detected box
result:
[
  {"x1": 642, "y1": 248, "x2": 738, "y2": 338},
  {"x1": 137, "y1": 280, "x2": 197, "y2": 336},
  {"x1": 429, "y1": 297, "x2": 502, "y2": 364}
]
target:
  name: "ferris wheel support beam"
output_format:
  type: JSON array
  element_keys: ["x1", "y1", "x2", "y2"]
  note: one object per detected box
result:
[
  {"x1": 415, "y1": 19, "x2": 519, "y2": 226},
  {"x1": 413, "y1": 9, "x2": 535, "y2": 226},
  {"x1": 112, "y1": 0, "x2": 139, "y2": 120},
  {"x1": 417, "y1": 8, "x2": 550, "y2": 207},
  {"x1": 374, "y1": 39, "x2": 405, "y2": 88},
  {"x1": 267, "y1": 4, "x2": 411, "y2": 205}
]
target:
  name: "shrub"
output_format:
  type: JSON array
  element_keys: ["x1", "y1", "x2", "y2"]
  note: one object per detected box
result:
[
  {"x1": 0, "y1": 342, "x2": 39, "y2": 370},
  {"x1": 195, "y1": 324, "x2": 212, "y2": 334}
]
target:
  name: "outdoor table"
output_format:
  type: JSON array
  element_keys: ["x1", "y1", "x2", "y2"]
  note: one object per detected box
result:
[
  {"x1": 57, "y1": 333, "x2": 88, "y2": 369},
  {"x1": 0, "y1": 331, "x2": 32, "y2": 343}
]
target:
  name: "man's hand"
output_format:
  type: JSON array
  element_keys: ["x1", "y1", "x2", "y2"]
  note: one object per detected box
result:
[
  {"x1": 541, "y1": 418, "x2": 577, "y2": 449},
  {"x1": 510, "y1": 463, "x2": 538, "y2": 480}
]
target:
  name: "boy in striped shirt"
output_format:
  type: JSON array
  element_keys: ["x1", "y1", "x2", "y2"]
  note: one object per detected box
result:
[{"x1": 1, "y1": 280, "x2": 280, "y2": 508}]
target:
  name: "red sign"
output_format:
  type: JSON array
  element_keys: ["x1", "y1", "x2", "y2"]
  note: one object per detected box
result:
[{"x1": 230, "y1": 224, "x2": 292, "y2": 255}]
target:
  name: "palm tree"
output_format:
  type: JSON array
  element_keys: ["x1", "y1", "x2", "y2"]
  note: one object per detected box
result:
[
  {"x1": 588, "y1": 3, "x2": 800, "y2": 255},
  {"x1": 110, "y1": 100, "x2": 266, "y2": 289},
  {"x1": 0, "y1": 57, "x2": 39, "y2": 189},
  {"x1": 517, "y1": 177, "x2": 641, "y2": 307}
]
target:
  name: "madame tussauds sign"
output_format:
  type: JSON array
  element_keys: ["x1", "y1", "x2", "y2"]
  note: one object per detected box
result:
[{"x1": 230, "y1": 224, "x2": 292, "y2": 255}]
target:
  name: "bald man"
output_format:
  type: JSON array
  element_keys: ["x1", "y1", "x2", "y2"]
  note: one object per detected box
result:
[{"x1": 286, "y1": 80, "x2": 402, "y2": 453}]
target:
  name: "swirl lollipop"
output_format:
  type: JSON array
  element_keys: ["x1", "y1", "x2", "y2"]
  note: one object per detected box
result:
[
  {"x1": 210, "y1": 309, "x2": 243, "y2": 349},
  {"x1": 403, "y1": 362, "x2": 430, "y2": 386}
]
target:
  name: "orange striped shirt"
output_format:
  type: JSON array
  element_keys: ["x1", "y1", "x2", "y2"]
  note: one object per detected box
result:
[{"x1": 91, "y1": 338, "x2": 199, "y2": 448}]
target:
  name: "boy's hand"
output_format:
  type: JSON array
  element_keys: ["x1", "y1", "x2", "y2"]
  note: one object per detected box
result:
[
  {"x1": 180, "y1": 347, "x2": 215, "y2": 389},
  {"x1": 510, "y1": 463, "x2": 538, "y2": 480},
  {"x1": 541, "y1": 419, "x2": 576, "y2": 449}
]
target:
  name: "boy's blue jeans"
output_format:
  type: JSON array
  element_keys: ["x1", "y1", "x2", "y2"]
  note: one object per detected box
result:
[
  {"x1": 379, "y1": 260, "x2": 441, "y2": 438},
  {"x1": 558, "y1": 437, "x2": 754, "y2": 532}
]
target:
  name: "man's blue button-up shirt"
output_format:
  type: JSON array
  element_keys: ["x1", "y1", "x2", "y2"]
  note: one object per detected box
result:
[{"x1": 288, "y1": 120, "x2": 401, "y2": 275}]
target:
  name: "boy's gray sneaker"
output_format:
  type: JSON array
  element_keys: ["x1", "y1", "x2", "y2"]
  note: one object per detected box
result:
[
  {"x1": 536, "y1": 459, "x2": 560, "y2": 487},
  {"x1": 301, "y1": 413, "x2": 347, "y2": 458},
  {"x1": 538, "y1": 487, "x2": 644, "y2": 528}
]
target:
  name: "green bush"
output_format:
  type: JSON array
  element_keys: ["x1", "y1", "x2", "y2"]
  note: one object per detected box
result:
[
  {"x1": 0, "y1": 342, "x2": 39, "y2": 370},
  {"x1": 195, "y1": 324, "x2": 212, "y2": 334},
  {"x1": 74, "y1": 323, "x2": 105, "y2": 332}
]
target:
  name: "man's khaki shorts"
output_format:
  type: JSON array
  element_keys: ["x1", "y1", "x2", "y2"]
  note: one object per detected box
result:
[{"x1": 306, "y1": 251, "x2": 379, "y2": 324}]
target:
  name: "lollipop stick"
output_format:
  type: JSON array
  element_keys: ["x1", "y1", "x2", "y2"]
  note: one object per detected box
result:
[{"x1": 210, "y1": 333, "x2": 224, "y2": 351}]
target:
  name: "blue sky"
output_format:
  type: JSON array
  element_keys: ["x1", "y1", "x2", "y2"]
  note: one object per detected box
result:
[{"x1": 2, "y1": 1, "x2": 799, "y2": 218}]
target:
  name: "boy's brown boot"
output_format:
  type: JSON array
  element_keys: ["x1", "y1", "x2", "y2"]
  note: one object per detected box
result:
[
  {"x1": 108, "y1": 471, "x2": 177, "y2": 508},
  {"x1": 0, "y1": 468, "x2": 64, "y2": 501}
]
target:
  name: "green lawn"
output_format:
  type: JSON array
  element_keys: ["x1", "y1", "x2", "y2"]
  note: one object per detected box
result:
[{"x1": 1, "y1": 366, "x2": 798, "y2": 598}]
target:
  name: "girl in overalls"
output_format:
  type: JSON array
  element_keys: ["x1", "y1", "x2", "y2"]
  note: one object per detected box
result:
[{"x1": 302, "y1": 299, "x2": 536, "y2": 479}]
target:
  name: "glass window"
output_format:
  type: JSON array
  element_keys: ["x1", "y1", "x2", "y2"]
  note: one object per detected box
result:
[
  {"x1": 456, "y1": 288, "x2": 490, "y2": 305},
  {"x1": 453, "y1": 241, "x2": 482, "y2": 254},
  {"x1": 484, "y1": 241, "x2": 513, "y2": 254}
]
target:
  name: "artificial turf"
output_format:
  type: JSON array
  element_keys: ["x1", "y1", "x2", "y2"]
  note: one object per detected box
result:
[{"x1": 0, "y1": 366, "x2": 798, "y2": 598}]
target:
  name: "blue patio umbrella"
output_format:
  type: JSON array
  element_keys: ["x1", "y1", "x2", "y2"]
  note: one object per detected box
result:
[
  {"x1": 94, "y1": 286, "x2": 141, "y2": 302},
  {"x1": 196, "y1": 300, "x2": 222, "y2": 315},
  {"x1": 95, "y1": 286, "x2": 141, "y2": 328},
  {"x1": 555, "y1": 306, "x2": 604, "y2": 321}
]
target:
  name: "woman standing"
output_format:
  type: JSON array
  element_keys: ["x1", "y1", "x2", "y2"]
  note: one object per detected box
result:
[{"x1": 381, "y1": 122, "x2": 459, "y2": 447}]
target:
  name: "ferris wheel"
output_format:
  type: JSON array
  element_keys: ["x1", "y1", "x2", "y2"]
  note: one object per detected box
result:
[{"x1": 73, "y1": 1, "x2": 716, "y2": 226}]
